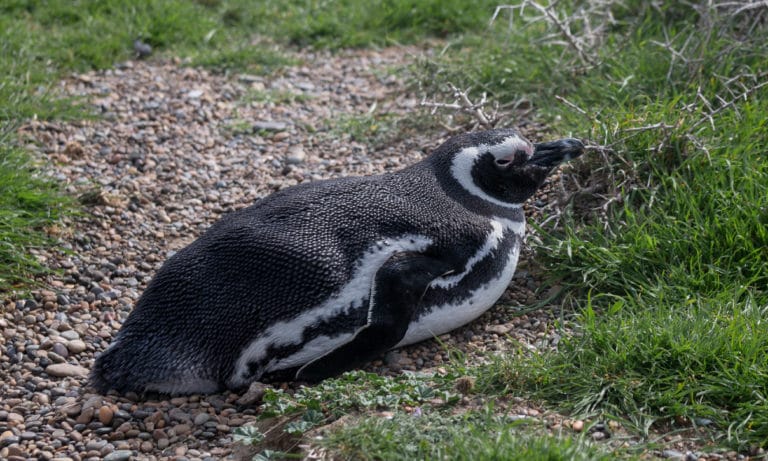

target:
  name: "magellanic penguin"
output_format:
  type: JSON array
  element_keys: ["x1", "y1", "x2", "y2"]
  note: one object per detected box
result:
[{"x1": 90, "y1": 129, "x2": 584, "y2": 395}]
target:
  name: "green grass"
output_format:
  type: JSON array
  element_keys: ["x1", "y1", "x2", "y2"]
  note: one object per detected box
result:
[
  {"x1": 0, "y1": 139, "x2": 73, "y2": 292},
  {"x1": 324, "y1": 410, "x2": 621, "y2": 461},
  {"x1": 233, "y1": 370, "x2": 625, "y2": 460},
  {"x1": 413, "y1": 0, "x2": 768, "y2": 451}
]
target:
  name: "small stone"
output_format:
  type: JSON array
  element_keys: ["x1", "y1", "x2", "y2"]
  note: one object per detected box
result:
[
  {"x1": 173, "y1": 423, "x2": 191, "y2": 436},
  {"x1": 187, "y1": 90, "x2": 204, "y2": 99},
  {"x1": 7, "y1": 413, "x2": 24, "y2": 424},
  {"x1": 194, "y1": 413, "x2": 210, "y2": 426},
  {"x1": 572, "y1": 420, "x2": 584, "y2": 432},
  {"x1": 236, "y1": 382, "x2": 268, "y2": 406},
  {"x1": 253, "y1": 121, "x2": 287, "y2": 132},
  {"x1": 19, "y1": 431, "x2": 37, "y2": 441},
  {"x1": 59, "y1": 330, "x2": 80, "y2": 341},
  {"x1": 285, "y1": 146, "x2": 306, "y2": 165},
  {"x1": 103, "y1": 449, "x2": 134, "y2": 461},
  {"x1": 76, "y1": 407, "x2": 94, "y2": 424},
  {"x1": 485, "y1": 324, "x2": 511, "y2": 335},
  {"x1": 86, "y1": 439, "x2": 107, "y2": 451},
  {"x1": 46, "y1": 363, "x2": 88, "y2": 378},
  {"x1": 99, "y1": 405, "x2": 114, "y2": 425},
  {"x1": 157, "y1": 438, "x2": 170, "y2": 450},
  {"x1": 66, "y1": 340, "x2": 87, "y2": 354},
  {"x1": 52, "y1": 342, "x2": 69, "y2": 358},
  {"x1": 273, "y1": 131, "x2": 290, "y2": 142},
  {"x1": 140, "y1": 441, "x2": 154, "y2": 452},
  {"x1": 662, "y1": 450, "x2": 685, "y2": 459}
]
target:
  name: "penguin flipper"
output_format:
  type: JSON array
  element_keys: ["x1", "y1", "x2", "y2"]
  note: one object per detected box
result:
[{"x1": 295, "y1": 252, "x2": 453, "y2": 382}]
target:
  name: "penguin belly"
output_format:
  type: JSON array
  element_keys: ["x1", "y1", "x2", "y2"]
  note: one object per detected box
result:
[
  {"x1": 227, "y1": 234, "x2": 435, "y2": 387},
  {"x1": 396, "y1": 217, "x2": 524, "y2": 347}
]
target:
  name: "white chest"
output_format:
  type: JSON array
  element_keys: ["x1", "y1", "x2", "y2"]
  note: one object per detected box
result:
[{"x1": 396, "y1": 218, "x2": 524, "y2": 347}]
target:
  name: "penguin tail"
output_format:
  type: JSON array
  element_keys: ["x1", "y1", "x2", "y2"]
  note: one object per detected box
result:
[
  {"x1": 90, "y1": 337, "x2": 224, "y2": 395},
  {"x1": 89, "y1": 341, "x2": 142, "y2": 394}
]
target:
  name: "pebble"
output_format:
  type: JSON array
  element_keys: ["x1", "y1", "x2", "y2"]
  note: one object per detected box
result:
[
  {"x1": 103, "y1": 450, "x2": 134, "y2": 461},
  {"x1": 52, "y1": 342, "x2": 70, "y2": 358},
  {"x1": 45, "y1": 363, "x2": 89, "y2": 377},
  {"x1": 285, "y1": 146, "x2": 306, "y2": 164},
  {"x1": 98, "y1": 406, "x2": 114, "y2": 425},
  {"x1": 236, "y1": 382, "x2": 268, "y2": 406},
  {"x1": 253, "y1": 121, "x2": 287, "y2": 132},
  {"x1": 66, "y1": 339, "x2": 88, "y2": 354},
  {"x1": 194, "y1": 413, "x2": 210, "y2": 425},
  {"x1": 59, "y1": 330, "x2": 80, "y2": 341}
]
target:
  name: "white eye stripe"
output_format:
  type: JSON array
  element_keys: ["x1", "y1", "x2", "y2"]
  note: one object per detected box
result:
[{"x1": 450, "y1": 135, "x2": 528, "y2": 208}]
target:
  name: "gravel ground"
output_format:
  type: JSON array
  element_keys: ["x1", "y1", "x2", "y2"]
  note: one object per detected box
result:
[{"x1": 0, "y1": 47, "x2": 735, "y2": 461}]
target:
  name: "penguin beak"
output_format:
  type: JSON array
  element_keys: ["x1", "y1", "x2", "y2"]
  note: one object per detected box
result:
[{"x1": 528, "y1": 138, "x2": 584, "y2": 168}]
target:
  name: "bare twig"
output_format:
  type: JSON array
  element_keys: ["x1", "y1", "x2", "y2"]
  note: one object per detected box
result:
[
  {"x1": 688, "y1": 79, "x2": 768, "y2": 132},
  {"x1": 420, "y1": 83, "x2": 500, "y2": 129},
  {"x1": 491, "y1": 1, "x2": 603, "y2": 68}
]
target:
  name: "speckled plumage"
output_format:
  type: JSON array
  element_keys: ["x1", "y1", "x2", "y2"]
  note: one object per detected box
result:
[{"x1": 91, "y1": 129, "x2": 583, "y2": 394}]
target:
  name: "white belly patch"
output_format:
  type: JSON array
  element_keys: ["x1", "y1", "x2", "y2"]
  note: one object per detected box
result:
[
  {"x1": 228, "y1": 234, "x2": 433, "y2": 387},
  {"x1": 395, "y1": 239, "x2": 521, "y2": 347},
  {"x1": 396, "y1": 217, "x2": 524, "y2": 347}
]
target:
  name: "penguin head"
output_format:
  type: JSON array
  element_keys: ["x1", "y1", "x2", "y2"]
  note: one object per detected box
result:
[{"x1": 441, "y1": 129, "x2": 584, "y2": 206}]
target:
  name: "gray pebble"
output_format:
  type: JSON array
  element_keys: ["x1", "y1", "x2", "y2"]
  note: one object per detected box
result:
[
  {"x1": 253, "y1": 121, "x2": 287, "y2": 132},
  {"x1": 103, "y1": 450, "x2": 134, "y2": 461},
  {"x1": 285, "y1": 146, "x2": 306, "y2": 165},
  {"x1": 2, "y1": 436, "x2": 20, "y2": 446},
  {"x1": 193, "y1": 413, "x2": 210, "y2": 426},
  {"x1": 52, "y1": 342, "x2": 69, "y2": 358},
  {"x1": 661, "y1": 450, "x2": 685, "y2": 459},
  {"x1": 86, "y1": 439, "x2": 107, "y2": 451},
  {"x1": 60, "y1": 330, "x2": 80, "y2": 341}
]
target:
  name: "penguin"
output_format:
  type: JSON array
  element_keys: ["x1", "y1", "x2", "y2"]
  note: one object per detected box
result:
[{"x1": 90, "y1": 129, "x2": 583, "y2": 395}]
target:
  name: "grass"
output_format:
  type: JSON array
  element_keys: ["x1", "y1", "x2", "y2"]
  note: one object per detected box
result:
[
  {"x1": 232, "y1": 370, "x2": 624, "y2": 460},
  {"x1": 324, "y1": 410, "x2": 621, "y2": 461},
  {"x1": 0, "y1": 137, "x2": 74, "y2": 292},
  {"x1": 411, "y1": 0, "x2": 768, "y2": 451}
]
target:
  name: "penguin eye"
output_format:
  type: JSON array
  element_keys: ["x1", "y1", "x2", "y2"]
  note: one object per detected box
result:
[{"x1": 495, "y1": 158, "x2": 511, "y2": 166}]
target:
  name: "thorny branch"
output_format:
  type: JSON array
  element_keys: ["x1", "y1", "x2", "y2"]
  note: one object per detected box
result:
[
  {"x1": 420, "y1": 83, "x2": 500, "y2": 129},
  {"x1": 491, "y1": 1, "x2": 609, "y2": 68}
]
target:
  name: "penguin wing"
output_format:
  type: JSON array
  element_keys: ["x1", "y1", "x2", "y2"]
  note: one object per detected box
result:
[{"x1": 295, "y1": 251, "x2": 455, "y2": 381}]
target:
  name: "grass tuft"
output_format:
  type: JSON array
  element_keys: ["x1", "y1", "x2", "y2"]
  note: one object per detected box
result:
[
  {"x1": 324, "y1": 409, "x2": 621, "y2": 460},
  {"x1": 0, "y1": 139, "x2": 73, "y2": 292}
]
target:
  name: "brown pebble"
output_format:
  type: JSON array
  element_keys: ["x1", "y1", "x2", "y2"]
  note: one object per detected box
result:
[
  {"x1": 140, "y1": 441, "x2": 154, "y2": 452},
  {"x1": 172, "y1": 424, "x2": 191, "y2": 436},
  {"x1": 572, "y1": 420, "x2": 584, "y2": 432},
  {"x1": 98, "y1": 405, "x2": 114, "y2": 425},
  {"x1": 76, "y1": 407, "x2": 94, "y2": 424}
]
